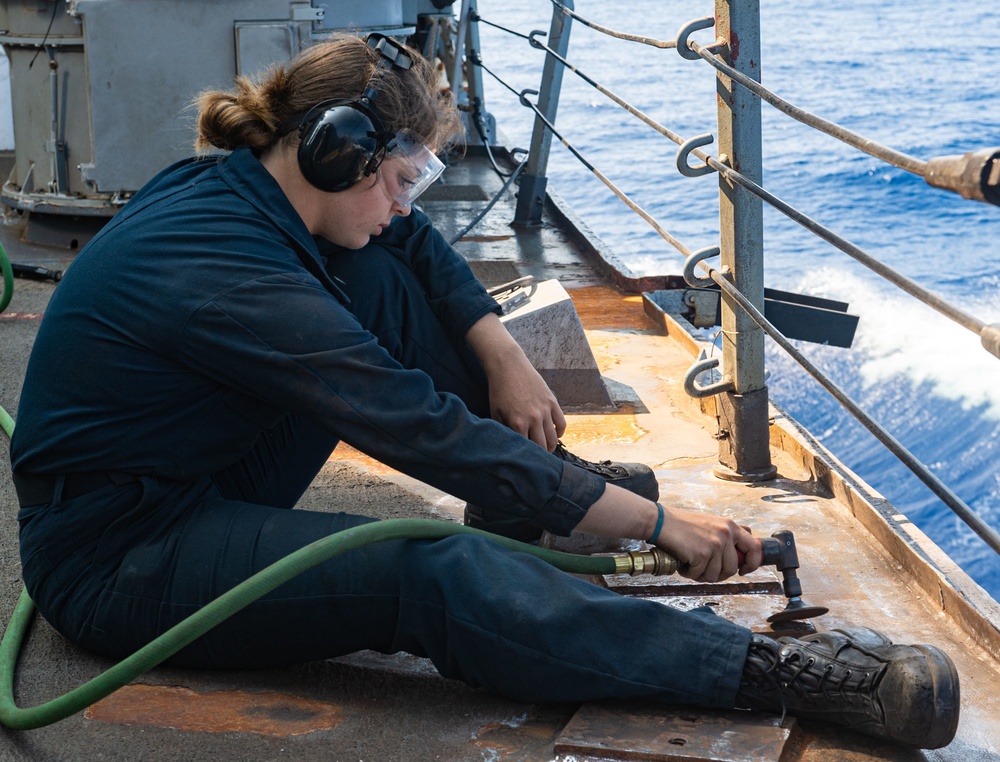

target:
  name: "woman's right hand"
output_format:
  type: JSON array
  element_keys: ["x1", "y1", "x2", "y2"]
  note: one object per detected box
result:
[
  {"x1": 574, "y1": 485, "x2": 762, "y2": 582},
  {"x1": 653, "y1": 504, "x2": 763, "y2": 582}
]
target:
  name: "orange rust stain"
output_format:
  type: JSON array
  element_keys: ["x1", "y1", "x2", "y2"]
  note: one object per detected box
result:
[
  {"x1": 329, "y1": 441, "x2": 401, "y2": 475},
  {"x1": 86, "y1": 684, "x2": 343, "y2": 737},
  {"x1": 567, "y1": 286, "x2": 655, "y2": 331},
  {"x1": 562, "y1": 413, "x2": 645, "y2": 448},
  {"x1": 459, "y1": 234, "x2": 513, "y2": 242},
  {"x1": 473, "y1": 718, "x2": 564, "y2": 757},
  {"x1": 335, "y1": 419, "x2": 644, "y2": 469}
]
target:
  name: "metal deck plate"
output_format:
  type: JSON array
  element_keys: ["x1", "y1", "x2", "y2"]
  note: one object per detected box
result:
[{"x1": 554, "y1": 702, "x2": 795, "y2": 761}]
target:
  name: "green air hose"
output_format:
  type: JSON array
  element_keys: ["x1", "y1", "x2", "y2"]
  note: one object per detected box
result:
[
  {"x1": 1, "y1": 241, "x2": 14, "y2": 314},
  {"x1": 0, "y1": 406, "x2": 647, "y2": 730}
]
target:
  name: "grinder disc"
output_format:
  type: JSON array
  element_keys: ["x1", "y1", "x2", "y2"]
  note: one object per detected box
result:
[{"x1": 767, "y1": 601, "x2": 830, "y2": 623}]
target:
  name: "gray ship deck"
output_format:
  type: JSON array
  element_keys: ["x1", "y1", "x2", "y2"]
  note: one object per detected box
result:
[{"x1": 1, "y1": 150, "x2": 999, "y2": 761}]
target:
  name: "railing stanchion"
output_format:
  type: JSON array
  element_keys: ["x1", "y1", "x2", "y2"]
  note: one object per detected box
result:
[
  {"x1": 713, "y1": 0, "x2": 776, "y2": 481},
  {"x1": 513, "y1": 0, "x2": 573, "y2": 227}
]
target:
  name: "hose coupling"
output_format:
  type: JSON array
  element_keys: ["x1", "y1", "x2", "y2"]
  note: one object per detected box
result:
[{"x1": 612, "y1": 548, "x2": 680, "y2": 576}]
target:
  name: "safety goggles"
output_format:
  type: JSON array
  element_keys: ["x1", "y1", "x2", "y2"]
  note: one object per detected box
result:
[{"x1": 380, "y1": 130, "x2": 446, "y2": 207}]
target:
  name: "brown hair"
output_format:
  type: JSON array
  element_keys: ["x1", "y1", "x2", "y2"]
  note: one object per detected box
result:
[{"x1": 195, "y1": 34, "x2": 460, "y2": 154}]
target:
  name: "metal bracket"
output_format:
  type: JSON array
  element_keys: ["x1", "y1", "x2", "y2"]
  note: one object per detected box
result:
[
  {"x1": 684, "y1": 356, "x2": 734, "y2": 399},
  {"x1": 676, "y1": 133, "x2": 716, "y2": 177},
  {"x1": 682, "y1": 246, "x2": 721, "y2": 288},
  {"x1": 675, "y1": 16, "x2": 715, "y2": 60},
  {"x1": 290, "y1": 2, "x2": 325, "y2": 22},
  {"x1": 684, "y1": 290, "x2": 719, "y2": 327}
]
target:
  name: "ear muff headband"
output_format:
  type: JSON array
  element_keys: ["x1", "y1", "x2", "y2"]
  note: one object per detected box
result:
[{"x1": 296, "y1": 35, "x2": 413, "y2": 193}]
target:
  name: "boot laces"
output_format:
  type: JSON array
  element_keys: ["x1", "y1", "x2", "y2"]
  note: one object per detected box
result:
[
  {"x1": 553, "y1": 442, "x2": 629, "y2": 478},
  {"x1": 742, "y1": 636, "x2": 888, "y2": 726},
  {"x1": 741, "y1": 636, "x2": 790, "y2": 724}
]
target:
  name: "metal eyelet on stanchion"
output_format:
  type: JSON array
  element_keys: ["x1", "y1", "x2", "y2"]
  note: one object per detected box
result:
[
  {"x1": 676, "y1": 133, "x2": 716, "y2": 177},
  {"x1": 683, "y1": 356, "x2": 734, "y2": 399},
  {"x1": 675, "y1": 16, "x2": 715, "y2": 60},
  {"x1": 682, "y1": 246, "x2": 721, "y2": 288}
]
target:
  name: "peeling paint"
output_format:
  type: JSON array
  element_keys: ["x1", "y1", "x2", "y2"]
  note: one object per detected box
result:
[{"x1": 0, "y1": 311, "x2": 44, "y2": 320}]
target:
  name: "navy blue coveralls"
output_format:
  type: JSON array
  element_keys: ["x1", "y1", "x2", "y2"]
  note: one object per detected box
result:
[{"x1": 11, "y1": 147, "x2": 750, "y2": 706}]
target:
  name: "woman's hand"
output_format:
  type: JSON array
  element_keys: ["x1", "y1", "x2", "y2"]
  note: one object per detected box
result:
[
  {"x1": 575, "y1": 485, "x2": 763, "y2": 582},
  {"x1": 486, "y1": 351, "x2": 565, "y2": 451},
  {"x1": 653, "y1": 504, "x2": 763, "y2": 582},
  {"x1": 465, "y1": 313, "x2": 566, "y2": 450}
]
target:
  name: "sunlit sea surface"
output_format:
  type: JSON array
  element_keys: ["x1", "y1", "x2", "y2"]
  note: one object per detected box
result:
[{"x1": 476, "y1": 1, "x2": 1000, "y2": 597}]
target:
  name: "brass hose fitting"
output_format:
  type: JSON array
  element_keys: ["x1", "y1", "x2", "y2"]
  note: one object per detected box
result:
[{"x1": 612, "y1": 548, "x2": 680, "y2": 576}]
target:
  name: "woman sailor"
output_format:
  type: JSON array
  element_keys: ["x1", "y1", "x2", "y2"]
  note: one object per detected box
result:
[{"x1": 10, "y1": 33, "x2": 958, "y2": 749}]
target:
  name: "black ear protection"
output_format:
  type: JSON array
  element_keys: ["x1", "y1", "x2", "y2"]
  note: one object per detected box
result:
[{"x1": 295, "y1": 34, "x2": 412, "y2": 193}]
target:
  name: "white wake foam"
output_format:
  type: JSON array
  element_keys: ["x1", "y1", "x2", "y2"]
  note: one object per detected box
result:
[{"x1": 791, "y1": 268, "x2": 1000, "y2": 421}]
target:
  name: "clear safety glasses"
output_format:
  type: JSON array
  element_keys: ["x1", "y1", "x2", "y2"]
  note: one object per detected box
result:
[{"x1": 379, "y1": 130, "x2": 446, "y2": 207}]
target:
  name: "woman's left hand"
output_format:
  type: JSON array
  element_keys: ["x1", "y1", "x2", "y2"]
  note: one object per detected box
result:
[
  {"x1": 465, "y1": 313, "x2": 566, "y2": 451},
  {"x1": 487, "y1": 351, "x2": 566, "y2": 451}
]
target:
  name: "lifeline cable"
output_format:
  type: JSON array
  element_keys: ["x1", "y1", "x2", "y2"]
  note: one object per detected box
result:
[
  {"x1": 522, "y1": 26, "x2": 998, "y2": 351},
  {"x1": 547, "y1": 0, "x2": 677, "y2": 49},
  {"x1": 480, "y1": 4, "x2": 1000, "y2": 551},
  {"x1": 447, "y1": 159, "x2": 526, "y2": 245},
  {"x1": 693, "y1": 258, "x2": 1000, "y2": 557},
  {"x1": 471, "y1": 38, "x2": 693, "y2": 255},
  {"x1": 684, "y1": 39, "x2": 927, "y2": 176}
]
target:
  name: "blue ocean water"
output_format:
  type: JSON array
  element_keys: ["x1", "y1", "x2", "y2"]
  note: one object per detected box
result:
[{"x1": 477, "y1": 1, "x2": 1000, "y2": 597}]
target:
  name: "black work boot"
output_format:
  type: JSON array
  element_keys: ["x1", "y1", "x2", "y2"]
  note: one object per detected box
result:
[
  {"x1": 735, "y1": 627, "x2": 960, "y2": 749},
  {"x1": 464, "y1": 442, "x2": 660, "y2": 542},
  {"x1": 551, "y1": 441, "x2": 659, "y2": 501}
]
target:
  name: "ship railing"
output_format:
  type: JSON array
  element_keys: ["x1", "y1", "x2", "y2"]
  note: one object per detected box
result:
[{"x1": 457, "y1": 0, "x2": 1000, "y2": 557}]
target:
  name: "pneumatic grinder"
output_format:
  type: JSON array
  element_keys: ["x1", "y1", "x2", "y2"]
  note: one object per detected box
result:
[{"x1": 613, "y1": 528, "x2": 829, "y2": 624}]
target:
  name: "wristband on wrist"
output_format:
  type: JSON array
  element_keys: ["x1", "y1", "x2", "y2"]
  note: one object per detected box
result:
[{"x1": 648, "y1": 502, "x2": 665, "y2": 544}]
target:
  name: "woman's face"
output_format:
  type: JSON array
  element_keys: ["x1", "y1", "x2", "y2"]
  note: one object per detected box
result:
[{"x1": 310, "y1": 155, "x2": 414, "y2": 249}]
